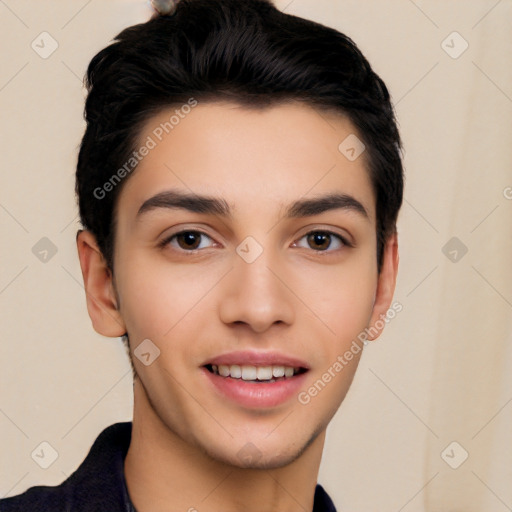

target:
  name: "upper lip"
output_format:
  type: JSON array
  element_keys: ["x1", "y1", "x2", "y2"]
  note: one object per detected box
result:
[{"x1": 203, "y1": 350, "x2": 310, "y2": 369}]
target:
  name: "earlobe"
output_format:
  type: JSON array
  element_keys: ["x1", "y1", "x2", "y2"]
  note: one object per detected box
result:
[
  {"x1": 76, "y1": 230, "x2": 126, "y2": 337},
  {"x1": 366, "y1": 232, "x2": 399, "y2": 342}
]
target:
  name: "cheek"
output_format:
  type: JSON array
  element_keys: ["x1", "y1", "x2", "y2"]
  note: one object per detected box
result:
[
  {"x1": 292, "y1": 257, "x2": 378, "y2": 346},
  {"x1": 115, "y1": 262, "x2": 171, "y2": 339},
  {"x1": 331, "y1": 276, "x2": 376, "y2": 334},
  {"x1": 114, "y1": 249, "x2": 224, "y2": 344}
]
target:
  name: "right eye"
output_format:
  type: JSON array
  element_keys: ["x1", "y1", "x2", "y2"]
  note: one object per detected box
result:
[{"x1": 162, "y1": 230, "x2": 216, "y2": 251}]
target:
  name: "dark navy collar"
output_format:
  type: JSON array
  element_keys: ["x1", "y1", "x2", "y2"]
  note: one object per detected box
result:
[{"x1": 1, "y1": 422, "x2": 336, "y2": 512}]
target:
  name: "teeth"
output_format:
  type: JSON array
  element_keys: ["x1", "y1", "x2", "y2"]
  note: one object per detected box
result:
[
  {"x1": 210, "y1": 364, "x2": 300, "y2": 380},
  {"x1": 230, "y1": 364, "x2": 242, "y2": 378},
  {"x1": 256, "y1": 366, "x2": 272, "y2": 380},
  {"x1": 272, "y1": 366, "x2": 285, "y2": 378},
  {"x1": 218, "y1": 365, "x2": 230, "y2": 377},
  {"x1": 241, "y1": 365, "x2": 257, "y2": 380}
]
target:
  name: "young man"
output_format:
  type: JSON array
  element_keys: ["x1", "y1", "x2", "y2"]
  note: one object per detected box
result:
[{"x1": 1, "y1": 0, "x2": 402, "y2": 510}]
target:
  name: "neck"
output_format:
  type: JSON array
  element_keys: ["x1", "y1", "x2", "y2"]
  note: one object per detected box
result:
[{"x1": 124, "y1": 378, "x2": 326, "y2": 512}]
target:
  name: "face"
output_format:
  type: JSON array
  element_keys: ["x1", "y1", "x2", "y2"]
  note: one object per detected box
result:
[{"x1": 86, "y1": 101, "x2": 397, "y2": 469}]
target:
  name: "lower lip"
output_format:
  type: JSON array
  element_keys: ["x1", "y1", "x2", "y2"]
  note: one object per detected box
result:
[{"x1": 201, "y1": 367, "x2": 308, "y2": 408}]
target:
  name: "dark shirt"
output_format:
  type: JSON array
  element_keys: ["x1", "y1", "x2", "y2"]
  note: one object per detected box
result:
[{"x1": 1, "y1": 422, "x2": 337, "y2": 512}]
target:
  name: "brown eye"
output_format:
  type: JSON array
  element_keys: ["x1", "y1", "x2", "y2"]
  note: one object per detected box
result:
[
  {"x1": 295, "y1": 230, "x2": 346, "y2": 252},
  {"x1": 176, "y1": 232, "x2": 202, "y2": 249},
  {"x1": 307, "y1": 232, "x2": 331, "y2": 250},
  {"x1": 164, "y1": 230, "x2": 215, "y2": 251}
]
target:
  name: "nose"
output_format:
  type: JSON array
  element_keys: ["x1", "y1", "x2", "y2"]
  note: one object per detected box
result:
[{"x1": 218, "y1": 247, "x2": 295, "y2": 333}]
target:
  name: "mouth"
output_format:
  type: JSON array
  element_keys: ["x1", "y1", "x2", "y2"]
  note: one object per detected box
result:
[
  {"x1": 204, "y1": 363, "x2": 308, "y2": 383},
  {"x1": 201, "y1": 352, "x2": 310, "y2": 408}
]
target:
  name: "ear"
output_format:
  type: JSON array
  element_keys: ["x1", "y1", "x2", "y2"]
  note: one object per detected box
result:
[
  {"x1": 76, "y1": 230, "x2": 126, "y2": 337},
  {"x1": 366, "y1": 232, "x2": 399, "y2": 341}
]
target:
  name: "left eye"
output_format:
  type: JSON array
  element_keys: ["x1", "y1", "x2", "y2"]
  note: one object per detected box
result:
[
  {"x1": 294, "y1": 231, "x2": 347, "y2": 251},
  {"x1": 167, "y1": 231, "x2": 215, "y2": 251}
]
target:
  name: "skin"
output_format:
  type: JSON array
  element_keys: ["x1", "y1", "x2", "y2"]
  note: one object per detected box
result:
[{"x1": 77, "y1": 101, "x2": 399, "y2": 512}]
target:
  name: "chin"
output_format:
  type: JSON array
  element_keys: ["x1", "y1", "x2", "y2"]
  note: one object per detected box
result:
[
  {"x1": 205, "y1": 446, "x2": 302, "y2": 470},
  {"x1": 199, "y1": 428, "x2": 321, "y2": 470}
]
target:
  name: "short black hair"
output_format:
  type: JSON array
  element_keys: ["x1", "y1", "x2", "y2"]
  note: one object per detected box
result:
[{"x1": 76, "y1": 0, "x2": 403, "y2": 273}]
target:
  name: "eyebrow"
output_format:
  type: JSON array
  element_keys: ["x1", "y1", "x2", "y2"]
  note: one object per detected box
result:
[
  {"x1": 285, "y1": 192, "x2": 369, "y2": 220},
  {"x1": 136, "y1": 190, "x2": 369, "y2": 221},
  {"x1": 137, "y1": 190, "x2": 230, "y2": 218}
]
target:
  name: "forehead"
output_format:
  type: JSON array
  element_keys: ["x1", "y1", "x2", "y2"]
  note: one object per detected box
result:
[{"x1": 116, "y1": 100, "x2": 375, "y2": 224}]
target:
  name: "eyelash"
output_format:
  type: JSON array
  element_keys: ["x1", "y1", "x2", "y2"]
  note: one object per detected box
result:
[{"x1": 159, "y1": 229, "x2": 352, "y2": 253}]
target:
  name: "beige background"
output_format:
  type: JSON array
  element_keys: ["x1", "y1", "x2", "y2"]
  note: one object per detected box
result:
[{"x1": 1, "y1": 1, "x2": 511, "y2": 510}]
